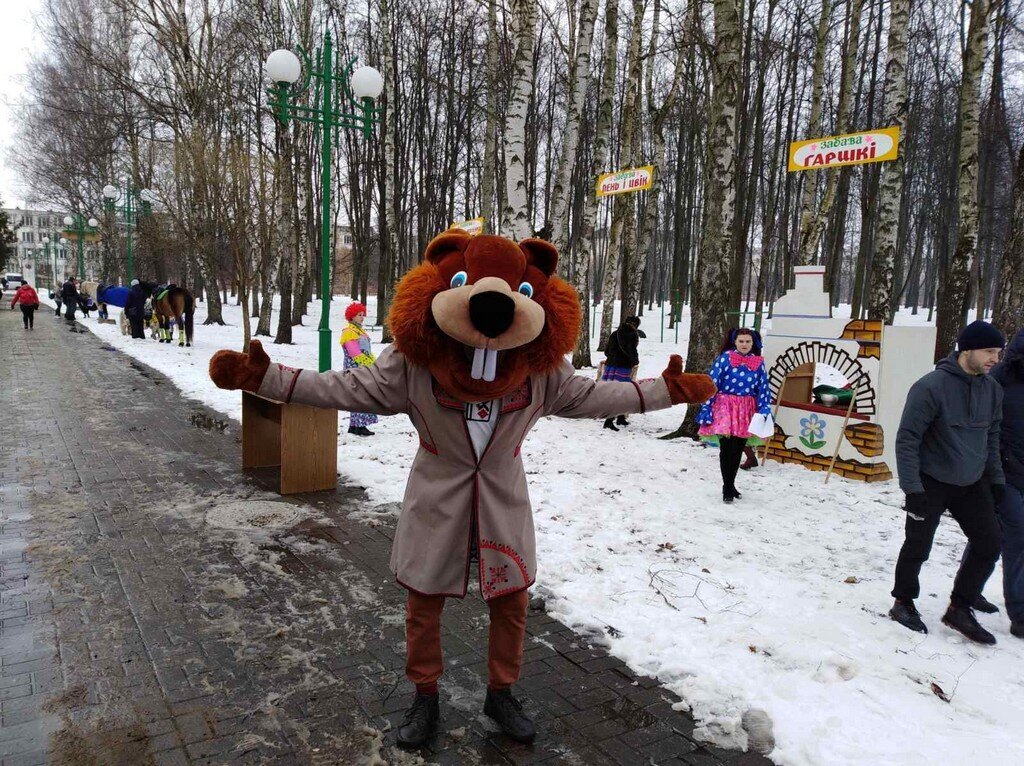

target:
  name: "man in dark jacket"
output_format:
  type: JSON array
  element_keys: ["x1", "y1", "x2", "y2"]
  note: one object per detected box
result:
[
  {"x1": 890, "y1": 320, "x2": 1006, "y2": 644},
  {"x1": 61, "y1": 278, "x2": 78, "y2": 320},
  {"x1": 976, "y1": 328, "x2": 1024, "y2": 639},
  {"x1": 602, "y1": 316, "x2": 641, "y2": 431},
  {"x1": 125, "y1": 279, "x2": 147, "y2": 339}
]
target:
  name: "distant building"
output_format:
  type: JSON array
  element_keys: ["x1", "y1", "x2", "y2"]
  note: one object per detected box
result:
[{"x1": 3, "y1": 207, "x2": 100, "y2": 287}]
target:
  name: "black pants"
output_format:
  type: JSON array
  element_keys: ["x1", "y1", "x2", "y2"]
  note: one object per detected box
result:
[
  {"x1": 54, "y1": 301, "x2": 62, "y2": 316},
  {"x1": 64, "y1": 302, "x2": 76, "y2": 320},
  {"x1": 19, "y1": 304, "x2": 36, "y2": 328},
  {"x1": 128, "y1": 315, "x2": 145, "y2": 339},
  {"x1": 892, "y1": 474, "x2": 1002, "y2": 608},
  {"x1": 719, "y1": 436, "x2": 747, "y2": 493}
]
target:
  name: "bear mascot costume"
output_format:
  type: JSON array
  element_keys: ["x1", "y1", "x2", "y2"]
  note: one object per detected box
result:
[{"x1": 209, "y1": 230, "x2": 715, "y2": 748}]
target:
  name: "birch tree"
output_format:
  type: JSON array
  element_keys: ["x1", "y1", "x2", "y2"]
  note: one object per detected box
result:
[
  {"x1": 796, "y1": 0, "x2": 832, "y2": 266},
  {"x1": 549, "y1": 0, "x2": 598, "y2": 255},
  {"x1": 571, "y1": 0, "x2": 619, "y2": 368},
  {"x1": 669, "y1": 0, "x2": 741, "y2": 438},
  {"x1": 867, "y1": 0, "x2": 910, "y2": 321},
  {"x1": 501, "y1": 0, "x2": 539, "y2": 239},
  {"x1": 935, "y1": 0, "x2": 994, "y2": 358}
]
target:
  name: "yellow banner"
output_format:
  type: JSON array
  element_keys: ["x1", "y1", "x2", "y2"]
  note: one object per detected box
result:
[
  {"x1": 788, "y1": 127, "x2": 900, "y2": 172},
  {"x1": 596, "y1": 165, "x2": 654, "y2": 197},
  {"x1": 450, "y1": 217, "x2": 484, "y2": 236}
]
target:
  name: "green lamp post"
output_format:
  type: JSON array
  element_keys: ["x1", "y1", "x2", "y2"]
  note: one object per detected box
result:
[
  {"x1": 264, "y1": 36, "x2": 383, "y2": 372},
  {"x1": 62, "y1": 212, "x2": 99, "y2": 279},
  {"x1": 102, "y1": 182, "x2": 154, "y2": 283}
]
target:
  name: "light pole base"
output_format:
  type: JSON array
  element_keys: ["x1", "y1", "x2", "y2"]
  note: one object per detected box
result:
[{"x1": 318, "y1": 327, "x2": 332, "y2": 373}]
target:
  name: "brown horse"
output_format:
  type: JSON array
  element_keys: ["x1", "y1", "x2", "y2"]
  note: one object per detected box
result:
[{"x1": 141, "y1": 281, "x2": 195, "y2": 347}]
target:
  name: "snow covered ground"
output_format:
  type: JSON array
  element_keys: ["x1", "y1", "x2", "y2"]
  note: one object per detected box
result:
[{"x1": 58, "y1": 294, "x2": 1024, "y2": 766}]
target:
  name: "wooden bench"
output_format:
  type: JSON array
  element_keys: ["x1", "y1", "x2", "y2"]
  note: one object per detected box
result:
[{"x1": 241, "y1": 391, "x2": 338, "y2": 494}]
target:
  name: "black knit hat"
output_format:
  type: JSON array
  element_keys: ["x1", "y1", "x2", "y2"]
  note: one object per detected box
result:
[{"x1": 956, "y1": 321, "x2": 1006, "y2": 352}]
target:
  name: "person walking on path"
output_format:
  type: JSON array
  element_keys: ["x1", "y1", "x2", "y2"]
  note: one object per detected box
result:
[
  {"x1": 61, "y1": 278, "x2": 79, "y2": 321},
  {"x1": 601, "y1": 316, "x2": 642, "y2": 431},
  {"x1": 339, "y1": 302, "x2": 378, "y2": 436},
  {"x1": 970, "y1": 327, "x2": 1024, "y2": 639},
  {"x1": 125, "y1": 279, "x2": 148, "y2": 339},
  {"x1": 696, "y1": 328, "x2": 772, "y2": 503},
  {"x1": 890, "y1": 320, "x2": 1006, "y2": 644},
  {"x1": 10, "y1": 283, "x2": 40, "y2": 329}
]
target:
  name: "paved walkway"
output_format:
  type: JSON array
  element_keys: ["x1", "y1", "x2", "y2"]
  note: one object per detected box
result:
[{"x1": 0, "y1": 303, "x2": 769, "y2": 765}]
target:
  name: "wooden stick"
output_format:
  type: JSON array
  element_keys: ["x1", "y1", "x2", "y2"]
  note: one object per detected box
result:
[
  {"x1": 760, "y1": 373, "x2": 788, "y2": 465},
  {"x1": 825, "y1": 383, "x2": 860, "y2": 484}
]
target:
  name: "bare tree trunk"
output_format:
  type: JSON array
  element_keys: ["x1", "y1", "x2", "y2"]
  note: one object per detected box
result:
[
  {"x1": 796, "y1": 0, "x2": 832, "y2": 265},
  {"x1": 935, "y1": 0, "x2": 993, "y2": 359},
  {"x1": 550, "y1": 0, "x2": 598, "y2": 255},
  {"x1": 994, "y1": 144, "x2": 1024, "y2": 338},
  {"x1": 571, "y1": 0, "x2": 619, "y2": 368},
  {"x1": 667, "y1": 0, "x2": 741, "y2": 439},
  {"x1": 501, "y1": 0, "x2": 538, "y2": 240},
  {"x1": 867, "y1": 0, "x2": 910, "y2": 321},
  {"x1": 480, "y1": 0, "x2": 499, "y2": 231},
  {"x1": 598, "y1": 0, "x2": 644, "y2": 348}
]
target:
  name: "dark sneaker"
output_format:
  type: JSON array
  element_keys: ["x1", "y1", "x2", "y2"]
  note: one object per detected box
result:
[
  {"x1": 889, "y1": 599, "x2": 927, "y2": 634},
  {"x1": 484, "y1": 688, "x2": 536, "y2": 744},
  {"x1": 942, "y1": 605, "x2": 996, "y2": 645},
  {"x1": 972, "y1": 594, "x2": 1000, "y2": 614},
  {"x1": 396, "y1": 692, "x2": 439, "y2": 749},
  {"x1": 615, "y1": 415, "x2": 630, "y2": 426},
  {"x1": 603, "y1": 419, "x2": 619, "y2": 432}
]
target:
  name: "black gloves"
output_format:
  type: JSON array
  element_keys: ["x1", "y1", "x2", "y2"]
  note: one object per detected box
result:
[{"x1": 904, "y1": 492, "x2": 928, "y2": 521}]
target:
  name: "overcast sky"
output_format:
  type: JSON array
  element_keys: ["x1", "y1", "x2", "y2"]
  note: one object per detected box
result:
[{"x1": 0, "y1": 0, "x2": 42, "y2": 209}]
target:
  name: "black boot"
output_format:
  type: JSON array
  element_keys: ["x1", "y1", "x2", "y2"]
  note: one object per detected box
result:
[
  {"x1": 972, "y1": 594, "x2": 1000, "y2": 614},
  {"x1": 615, "y1": 415, "x2": 629, "y2": 426},
  {"x1": 889, "y1": 599, "x2": 927, "y2": 634},
  {"x1": 484, "y1": 688, "x2": 536, "y2": 744},
  {"x1": 723, "y1": 486, "x2": 734, "y2": 504},
  {"x1": 603, "y1": 419, "x2": 619, "y2": 432},
  {"x1": 1011, "y1": 622, "x2": 1024, "y2": 639},
  {"x1": 396, "y1": 692, "x2": 439, "y2": 749},
  {"x1": 942, "y1": 605, "x2": 996, "y2": 645}
]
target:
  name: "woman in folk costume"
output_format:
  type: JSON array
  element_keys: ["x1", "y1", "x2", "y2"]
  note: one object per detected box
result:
[
  {"x1": 339, "y1": 302, "x2": 379, "y2": 436},
  {"x1": 208, "y1": 231, "x2": 716, "y2": 748},
  {"x1": 697, "y1": 328, "x2": 772, "y2": 503}
]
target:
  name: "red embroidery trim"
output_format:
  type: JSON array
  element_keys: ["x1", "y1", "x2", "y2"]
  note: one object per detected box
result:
[
  {"x1": 284, "y1": 369, "x2": 301, "y2": 403},
  {"x1": 630, "y1": 381, "x2": 646, "y2": 414}
]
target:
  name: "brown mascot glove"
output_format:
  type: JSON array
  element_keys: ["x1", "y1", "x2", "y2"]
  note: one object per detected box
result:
[
  {"x1": 661, "y1": 355, "x2": 717, "y2": 405},
  {"x1": 209, "y1": 339, "x2": 272, "y2": 393}
]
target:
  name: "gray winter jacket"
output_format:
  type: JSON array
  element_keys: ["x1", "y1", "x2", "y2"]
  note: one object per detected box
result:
[{"x1": 896, "y1": 354, "x2": 1004, "y2": 495}]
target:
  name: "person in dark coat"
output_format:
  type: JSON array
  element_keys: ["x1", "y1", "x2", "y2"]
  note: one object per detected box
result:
[
  {"x1": 969, "y1": 328, "x2": 1024, "y2": 640},
  {"x1": 601, "y1": 316, "x2": 641, "y2": 431},
  {"x1": 61, "y1": 278, "x2": 78, "y2": 320},
  {"x1": 890, "y1": 320, "x2": 1006, "y2": 644},
  {"x1": 125, "y1": 279, "x2": 147, "y2": 339}
]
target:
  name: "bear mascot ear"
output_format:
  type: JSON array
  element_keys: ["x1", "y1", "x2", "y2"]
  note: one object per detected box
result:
[
  {"x1": 519, "y1": 238, "x2": 558, "y2": 277},
  {"x1": 424, "y1": 229, "x2": 472, "y2": 265}
]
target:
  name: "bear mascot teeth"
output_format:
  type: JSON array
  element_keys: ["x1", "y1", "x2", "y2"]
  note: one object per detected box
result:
[{"x1": 209, "y1": 230, "x2": 716, "y2": 748}]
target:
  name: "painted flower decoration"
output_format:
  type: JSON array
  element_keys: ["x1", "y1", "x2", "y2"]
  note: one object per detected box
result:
[{"x1": 799, "y1": 414, "x2": 827, "y2": 450}]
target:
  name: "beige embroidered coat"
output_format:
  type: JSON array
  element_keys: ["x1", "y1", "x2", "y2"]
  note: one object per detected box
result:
[{"x1": 257, "y1": 346, "x2": 674, "y2": 600}]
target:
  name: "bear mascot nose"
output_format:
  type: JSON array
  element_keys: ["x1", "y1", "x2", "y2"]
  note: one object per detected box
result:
[{"x1": 469, "y1": 291, "x2": 516, "y2": 338}]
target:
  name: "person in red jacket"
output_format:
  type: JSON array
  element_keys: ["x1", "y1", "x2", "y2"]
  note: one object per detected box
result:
[{"x1": 10, "y1": 284, "x2": 40, "y2": 329}]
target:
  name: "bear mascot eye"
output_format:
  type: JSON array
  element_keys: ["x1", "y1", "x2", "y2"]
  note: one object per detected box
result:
[
  {"x1": 518, "y1": 282, "x2": 534, "y2": 299},
  {"x1": 450, "y1": 271, "x2": 468, "y2": 289}
]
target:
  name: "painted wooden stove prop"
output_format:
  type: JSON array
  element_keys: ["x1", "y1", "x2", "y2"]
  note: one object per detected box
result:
[
  {"x1": 761, "y1": 266, "x2": 936, "y2": 483},
  {"x1": 241, "y1": 391, "x2": 338, "y2": 494}
]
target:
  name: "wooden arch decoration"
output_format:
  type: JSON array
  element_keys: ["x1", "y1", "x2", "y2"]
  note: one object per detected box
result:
[{"x1": 767, "y1": 340, "x2": 877, "y2": 415}]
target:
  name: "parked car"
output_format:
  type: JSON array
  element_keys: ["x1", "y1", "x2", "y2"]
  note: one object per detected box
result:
[{"x1": 3, "y1": 273, "x2": 26, "y2": 291}]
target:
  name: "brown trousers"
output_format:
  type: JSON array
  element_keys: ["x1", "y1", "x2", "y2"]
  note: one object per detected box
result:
[{"x1": 405, "y1": 589, "x2": 528, "y2": 695}]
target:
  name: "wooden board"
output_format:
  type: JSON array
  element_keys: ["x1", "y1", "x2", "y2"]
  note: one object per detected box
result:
[
  {"x1": 242, "y1": 392, "x2": 282, "y2": 469},
  {"x1": 280, "y1": 404, "x2": 338, "y2": 495}
]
